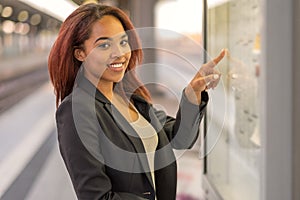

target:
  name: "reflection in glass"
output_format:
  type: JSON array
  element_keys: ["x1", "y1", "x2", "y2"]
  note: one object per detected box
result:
[{"x1": 205, "y1": 0, "x2": 262, "y2": 199}]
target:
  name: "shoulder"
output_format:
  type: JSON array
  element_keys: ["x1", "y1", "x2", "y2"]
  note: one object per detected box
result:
[
  {"x1": 56, "y1": 94, "x2": 73, "y2": 125},
  {"x1": 55, "y1": 88, "x2": 102, "y2": 148},
  {"x1": 57, "y1": 86, "x2": 99, "y2": 115},
  {"x1": 56, "y1": 87, "x2": 101, "y2": 133}
]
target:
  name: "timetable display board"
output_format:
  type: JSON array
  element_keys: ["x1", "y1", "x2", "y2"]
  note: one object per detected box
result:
[{"x1": 204, "y1": 0, "x2": 262, "y2": 199}]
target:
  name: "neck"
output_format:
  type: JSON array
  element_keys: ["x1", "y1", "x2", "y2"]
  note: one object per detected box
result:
[
  {"x1": 97, "y1": 81, "x2": 114, "y2": 102},
  {"x1": 83, "y1": 70, "x2": 114, "y2": 101}
]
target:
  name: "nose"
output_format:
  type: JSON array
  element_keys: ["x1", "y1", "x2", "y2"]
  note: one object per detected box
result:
[{"x1": 110, "y1": 44, "x2": 123, "y2": 59}]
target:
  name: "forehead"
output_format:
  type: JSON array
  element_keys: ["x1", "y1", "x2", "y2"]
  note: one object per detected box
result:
[{"x1": 90, "y1": 15, "x2": 126, "y2": 38}]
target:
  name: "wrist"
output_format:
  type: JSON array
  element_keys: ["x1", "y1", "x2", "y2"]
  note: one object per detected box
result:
[{"x1": 184, "y1": 86, "x2": 202, "y2": 105}]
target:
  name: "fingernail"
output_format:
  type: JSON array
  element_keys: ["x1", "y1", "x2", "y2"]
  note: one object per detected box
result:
[
  {"x1": 221, "y1": 48, "x2": 227, "y2": 52},
  {"x1": 213, "y1": 74, "x2": 219, "y2": 80},
  {"x1": 221, "y1": 48, "x2": 228, "y2": 55}
]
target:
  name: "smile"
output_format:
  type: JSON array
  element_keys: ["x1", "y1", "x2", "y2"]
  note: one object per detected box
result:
[
  {"x1": 107, "y1": 61, "x2": 126, "y2": 72},
  {"x1": 108, "y1": 63, "x2": 123, "y2": 68}
]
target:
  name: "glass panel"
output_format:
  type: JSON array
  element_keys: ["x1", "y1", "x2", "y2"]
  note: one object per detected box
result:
[{"x1": 205, "y1": 0, "x2": 262, "y2": 199}]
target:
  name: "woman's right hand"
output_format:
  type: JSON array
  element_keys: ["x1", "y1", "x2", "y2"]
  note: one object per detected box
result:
[{"x1": 185, "y1": 49, "x2": 227, "y2": 104}]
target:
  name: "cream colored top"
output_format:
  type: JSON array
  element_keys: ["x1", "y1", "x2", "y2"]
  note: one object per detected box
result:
[
  {"x1": 112, "y1": 95, "x2": 158, "y2": 194},
  {"x1": 130, "y1": 112, "x2": 158, "y2": 190}
]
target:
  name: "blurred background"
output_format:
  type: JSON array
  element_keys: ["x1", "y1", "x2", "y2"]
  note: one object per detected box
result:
[{"x1": 0, "y1": 0, "x2": 299, "y2": 200}]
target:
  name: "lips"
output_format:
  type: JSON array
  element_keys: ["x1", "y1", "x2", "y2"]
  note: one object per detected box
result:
[
  {"x1": 108, "y1": 63, "x2": 123, "y2": 68},
  {"x1": 106, "y1": 61, "x2": 126, "y2": 72}
]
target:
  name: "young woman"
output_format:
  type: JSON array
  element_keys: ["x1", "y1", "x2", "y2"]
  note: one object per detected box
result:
[{"x1": 48, "y1": 3, "x2": 225, "y2": 200}]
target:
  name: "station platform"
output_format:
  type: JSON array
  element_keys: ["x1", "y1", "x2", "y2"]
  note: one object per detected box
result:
[
  {"x1": 0, "y1": 81, "x2": 205, "y2": 200},
  {"x1": 0, "y1": 51, "x2": 49, "y2": 82}
]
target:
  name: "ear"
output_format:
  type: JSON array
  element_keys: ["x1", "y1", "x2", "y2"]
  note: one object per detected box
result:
[{"x1": 74, "y1": 48, "x2": 86, "y2": 62}]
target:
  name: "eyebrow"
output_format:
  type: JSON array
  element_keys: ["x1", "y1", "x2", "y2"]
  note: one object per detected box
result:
[{"x1": 94, "y1": 34, "x2": 128, "y2": 44}]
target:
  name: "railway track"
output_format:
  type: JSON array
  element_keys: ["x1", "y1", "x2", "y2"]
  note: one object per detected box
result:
[{"x1": 0, "y1": 67, "x2": 50, "y2": 114}]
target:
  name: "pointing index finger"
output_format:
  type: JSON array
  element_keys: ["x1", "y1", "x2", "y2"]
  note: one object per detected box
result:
[{"x1": 207, "y1": 49, "x2": 227, "y2": 68}]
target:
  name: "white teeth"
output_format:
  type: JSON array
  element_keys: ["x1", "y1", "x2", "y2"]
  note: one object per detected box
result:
[{"x1": 109, "y1": 63, "x2": 123, "y2": 68}]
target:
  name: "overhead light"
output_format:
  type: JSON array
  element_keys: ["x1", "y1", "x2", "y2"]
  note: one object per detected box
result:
[
  {"x1": 18, "y1": 0, "x2": 79, "y2": 21},
  {"x1": 2, "y1": 6, "x2": 13, "y2": 18},
  {"x1": 30, "y1": 14, "x2": 42, "y2": 25},
  {"x1": 2, "y1": 20, "x2": 15, "y2": 34},
  {"x1": 18, "y1": 10, "x2": 29, "y2": 22}
]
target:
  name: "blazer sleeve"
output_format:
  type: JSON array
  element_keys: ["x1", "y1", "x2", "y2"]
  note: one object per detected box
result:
[
  {"x1": 153, "y1": 89, "x2": 209, "y2": 149},
  {"x1": 56, "y1": 97, "x2": 148, "y2": 200}
]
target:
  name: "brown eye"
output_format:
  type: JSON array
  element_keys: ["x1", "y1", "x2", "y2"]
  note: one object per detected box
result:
[
  {"x1": 120, "y1": 39, "x2": 128, "y2": 47},
  {"x1": 97, "y1": 42, "x2": 111, "y2": 49}
]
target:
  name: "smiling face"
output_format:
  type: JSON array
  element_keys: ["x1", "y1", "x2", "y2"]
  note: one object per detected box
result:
[{"x1": 74, "y1": 15, "x2": 132, "y2": 90}]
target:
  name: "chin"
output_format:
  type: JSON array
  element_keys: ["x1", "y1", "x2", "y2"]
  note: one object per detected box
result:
[{"x1": 113, "y1": 76, "x2": 125, "y2": 83}]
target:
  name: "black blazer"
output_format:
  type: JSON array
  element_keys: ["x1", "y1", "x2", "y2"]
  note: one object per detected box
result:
[{"x1": 56, "y1": 74, "x2": 208, "y2": 200}]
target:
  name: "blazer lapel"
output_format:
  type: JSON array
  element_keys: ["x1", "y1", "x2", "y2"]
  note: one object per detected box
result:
[{"x1": 103, "y1": 103, "x2": 154, "y2": 189}]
